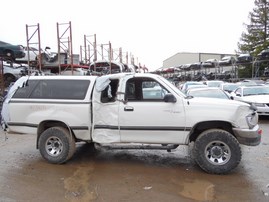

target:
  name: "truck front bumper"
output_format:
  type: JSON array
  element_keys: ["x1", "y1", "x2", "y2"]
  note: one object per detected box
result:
[{"x1": 233, "y1": 125, "x2": 261, "y2": 146}]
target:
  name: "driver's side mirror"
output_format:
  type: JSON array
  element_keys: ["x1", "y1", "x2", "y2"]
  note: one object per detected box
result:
[{"x1": 164, "y1": 93, "x2": 177, "y2": 103}]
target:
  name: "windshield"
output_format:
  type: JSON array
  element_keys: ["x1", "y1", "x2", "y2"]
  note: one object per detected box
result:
[
  {"x1": 243, "y1": 87, "x2": 269, "y2": 96},
  {"x1": 207, "y1": 81, "x2": 223, "y2": 87},
  {"x1": 223, "y1": 84, "x2": 239, "y2": 92}
]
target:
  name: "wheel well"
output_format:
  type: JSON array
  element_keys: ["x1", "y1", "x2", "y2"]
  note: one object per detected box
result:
[
  {"x1": 3, "y1": 49, "x2": 13, "y2": 54},
  {"x1": 189, "y1": 121, "x2": 234, "y2": 142},
  {"x1": 36, "y1": 121, "x2": 75, "y2": 149},
  {"x1": 4, "y1": 73, "x2": 16, "y2": 79},
  {"x1": 3, "y1": 49, "x2": 14, "y2": 59},
  {"x1": 4, "y1": 73, "x2": 16, "y2": 87}
]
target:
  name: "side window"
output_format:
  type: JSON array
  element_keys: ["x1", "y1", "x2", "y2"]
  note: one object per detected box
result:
[
  {"x1": 142, "y1": 81, "x2": 168, "y2": 100},
  {"x1": 125, "y1": 78, "x2": 169, "y2": 101},
  {"x1": 101, "y1": 79, "x2": 119, "y2": 103},
  {"x1": 12, "y1": 80, "x2": 39, "y2": 98},
  {"x1": 30, "y1": 80, "x2": 90, "y2": 99}
]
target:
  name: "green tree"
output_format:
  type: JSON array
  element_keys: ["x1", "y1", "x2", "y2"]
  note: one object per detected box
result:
[
  {"x1": 237, "y1": 0, "x2": 269, "y2": 78},
  {"x1": 238, "y1": 0, "x2": 269, "y2": 56}
]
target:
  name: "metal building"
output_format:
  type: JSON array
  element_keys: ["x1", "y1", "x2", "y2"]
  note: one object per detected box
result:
[{"x1": 162, "y1": 52, "x2": 234, "y2": 68}]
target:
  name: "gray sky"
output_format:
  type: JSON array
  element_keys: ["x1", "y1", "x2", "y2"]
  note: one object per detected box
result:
[{"x1": 1, "y1": 0, "x2": 255, "y2": 70}]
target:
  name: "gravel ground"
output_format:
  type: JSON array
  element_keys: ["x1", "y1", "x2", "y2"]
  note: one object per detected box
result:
[{"x1": 0, "y1": 118, "x2": 268, "y2": 202}]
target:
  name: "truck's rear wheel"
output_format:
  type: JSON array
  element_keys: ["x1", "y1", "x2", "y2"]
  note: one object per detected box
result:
[
  {"x1": 38, "y1": 127, "x2": 76, "y2": 164},
  {"x1": 193, "y1": 129, "x2": 241, "y2": 174}
]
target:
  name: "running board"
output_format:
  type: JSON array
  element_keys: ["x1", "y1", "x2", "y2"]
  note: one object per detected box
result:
[{"x1": 95, "y1": 143, "x2": 179, "y2": 152}]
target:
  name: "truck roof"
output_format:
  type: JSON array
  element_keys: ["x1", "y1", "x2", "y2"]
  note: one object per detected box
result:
[{"x1": 26, "y1": 75, "x2": 99, "y2": 80}]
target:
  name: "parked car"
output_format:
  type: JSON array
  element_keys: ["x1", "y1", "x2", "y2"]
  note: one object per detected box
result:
[
  {"x1": 141, "y1": 85, "x2": 168, "y2": 99},
  {"x1": 236, "y1": 79, "x2": 263, "y2": 86},
  {"x1": 180, "y1": 81, "x2": 206, "y2": 93},
  {"x1": 89, "y1": 60, "x2": 127, "y2": 75},
  {"x1": 202, "y1": 59, "x2": 218, "y2": 68},
  {"x1": 2, "y1": 61, "x2": 28, "y2": 87},
  {"x1": 220, "y1": 83, "x2": 240, "y2": 93},
  {"x1": 236, "y1": 53, "x2": 252, "y2": 64},
  {"x1": 0, "y1": 41, "x2": 25, "y2": 60},
  {"x1": 204, "y1": 80, "x2": 224, "y2": 88},
  {"x1": 231, "y1": 85, "x2": 269, "y2": 116},
  {"x1": 257, "y1": 49, "x2": 269, "y2": 61},
  {"x1": 219, "y1": 56, "x2": 237, "y2": 66},
  {"x1": 186, "y1": 87, "x2": 231, "y2": 99},
  {"x1": 184, "y1": 84, "x2": 208, "y2": 91},
  {"x1": 60, "y1": 67, "x2": 87, "y2": 76}
]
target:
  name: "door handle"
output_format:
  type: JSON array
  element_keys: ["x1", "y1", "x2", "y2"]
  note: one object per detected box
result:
[{"x1": 124, "y1": 106, "x2": 134, "y2": 111}]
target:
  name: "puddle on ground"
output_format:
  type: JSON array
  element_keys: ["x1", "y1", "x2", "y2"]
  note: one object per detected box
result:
[
  {"x1": 64, "y1": 166, "x2": 97, "y2": 202},
  {"x1": 176, "y1": 178, "x2": 215, "y2": 201}
]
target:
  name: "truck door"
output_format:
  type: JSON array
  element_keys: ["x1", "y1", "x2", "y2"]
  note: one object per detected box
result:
[
  {"x1": 118, "y1": 76, "x2": 187, "y2": 144},
  {"x1": 92, "y1": 77, "x2": 121, "y2": 143}
]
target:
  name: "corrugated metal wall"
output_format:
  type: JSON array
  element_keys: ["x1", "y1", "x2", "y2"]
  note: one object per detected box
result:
[{"x1": 162, "y1": 52, "x2": 233, "y2": 68}]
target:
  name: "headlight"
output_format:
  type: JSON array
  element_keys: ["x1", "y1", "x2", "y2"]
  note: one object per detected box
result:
[{"x1": 246, "y1": 112, "x2": 258, "y2": 129}]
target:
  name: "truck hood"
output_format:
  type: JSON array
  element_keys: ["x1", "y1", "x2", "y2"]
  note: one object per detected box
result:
[
  {"x1": 184, "y1": 97, "x2": 253, "y2": 128},
  {"x1": 187, "y1": 97, "x2": 250, "y2": 107}
]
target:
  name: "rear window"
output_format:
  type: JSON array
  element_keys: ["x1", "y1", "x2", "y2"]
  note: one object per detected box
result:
[{"x1": 13, "y1": 79, "x2": 90, "y2": 100}]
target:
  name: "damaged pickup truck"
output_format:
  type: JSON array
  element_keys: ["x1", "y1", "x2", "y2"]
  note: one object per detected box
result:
[{"x1": 1, "y1": 73, "x2": 261, "y2": 174}]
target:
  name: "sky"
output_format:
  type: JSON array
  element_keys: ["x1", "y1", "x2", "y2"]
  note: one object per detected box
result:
[{"x1": 0, "y1": 0, "x2": 255, "y2": 71}]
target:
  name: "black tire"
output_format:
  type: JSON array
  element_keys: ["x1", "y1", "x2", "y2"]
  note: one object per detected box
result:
[
  {"x1": 193, "y1": 129, "x2": 242, "y2": 174},
  {"x1": 4, "y1": 74, "x2": 16, "y2": 88},
  {"x1": 5, "y1": 50, "x2": 13, "y2": 57},
  {"x1": 38, "y1": 127, "x2": 76, "y2": 164},
  {"x1": 4, "y1": 50, "x2": 14, "y2": 61}
]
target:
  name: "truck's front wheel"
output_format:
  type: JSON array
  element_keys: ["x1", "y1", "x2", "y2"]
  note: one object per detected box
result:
[
  {"x1": 193, "y1": 129, "x2": 241, "y2": 174},
  {"x1": 38, "y1": 127, "x2": 76, "y2": 164}
]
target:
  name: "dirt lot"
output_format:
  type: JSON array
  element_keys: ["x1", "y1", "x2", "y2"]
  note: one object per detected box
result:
[{"x1": 0, "y1": 118, "x2": 269, "y2": 202}]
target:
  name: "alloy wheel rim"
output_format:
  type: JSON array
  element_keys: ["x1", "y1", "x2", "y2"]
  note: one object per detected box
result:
[
  {"x1": 205, "y1": 141, "x2": 231, "y2": 165},
  {"x1": 45, "y1": 136, "x2": 63, "y2": 157}
]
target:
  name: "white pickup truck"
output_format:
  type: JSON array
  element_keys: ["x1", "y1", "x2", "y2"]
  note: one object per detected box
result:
[{"x1": 1, "y1": 73, "x2": 261, "y2": 174}]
